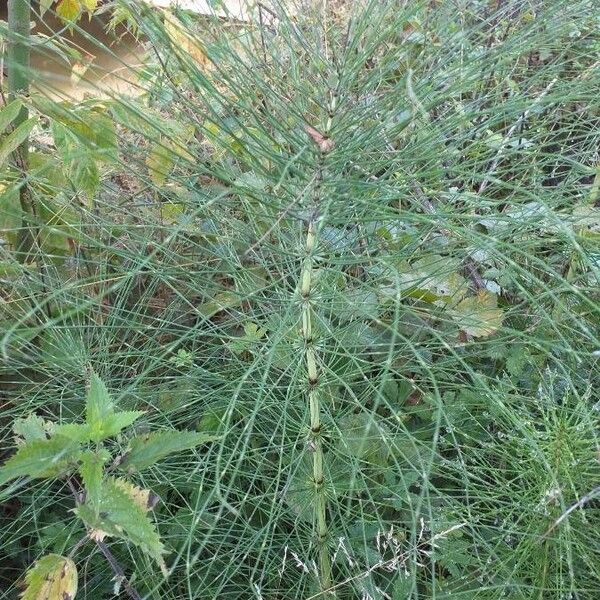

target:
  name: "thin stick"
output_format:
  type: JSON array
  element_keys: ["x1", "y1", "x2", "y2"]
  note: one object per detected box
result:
[
  {"x1": 97, "y1": 541, "x2": 143, "y2": 600},
  {"x1": 542, "y1": 485, "x2": 600, "y2": 540}
]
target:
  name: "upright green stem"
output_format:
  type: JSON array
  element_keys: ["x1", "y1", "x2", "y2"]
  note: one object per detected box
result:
[
  {"x1": 300, "y1": 92, "x2": 337, "y2": 593},
  {"x1": 300, "y1": 214, "x2": 332, "y2": 594},
  {"x1": 7, "y1": 0, "x2": 34, "y2": 259}
]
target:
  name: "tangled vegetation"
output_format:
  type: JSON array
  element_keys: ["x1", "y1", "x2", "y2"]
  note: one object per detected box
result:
[{"x1": 0, "y1": 0, "x2": 599, "y2": 598}]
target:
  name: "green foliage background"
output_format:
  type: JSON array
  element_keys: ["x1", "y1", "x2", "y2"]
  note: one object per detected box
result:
[{"x1": 0, "y1": 0, "x2": 599, "y2": 598}]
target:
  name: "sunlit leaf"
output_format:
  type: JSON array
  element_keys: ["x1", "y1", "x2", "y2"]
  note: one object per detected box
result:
[
  {"x1": 13, "y1": 415, "x2": 54, "y2": 445},
  {"x1": 75, "y1": 477, "x2": 165, "y2": 566},
  {"x1": 21, "y1": 554, "x2": 77, "y2": 600},
  {"x1": 163, "y1": 11, "x2": 208, "y2": 67},
  {"x1": 56, "y1": 0, "x2": 81, "y2": 21},
  {"x1": 0, "y1": 436, "x2": 79, "y2": 485}
]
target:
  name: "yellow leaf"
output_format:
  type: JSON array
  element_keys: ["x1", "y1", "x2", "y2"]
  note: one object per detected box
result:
[
  {"x1": 81, "y1": 0, "x2": 97, "y2": 13},
  {"x1": 21, "y1": 554, "x2": 78, "y2": 600},
  {"x1": 56, "y1": 0, "x2": 81, "y2": 22},
  {"x1": 113, "y1": 478, "x2": 157, "y2": 512},
  {"x1": 453, "y1": 290, "x2": 503, "y2": 338}
]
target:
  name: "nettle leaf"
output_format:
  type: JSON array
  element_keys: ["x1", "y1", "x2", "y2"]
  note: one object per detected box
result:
[
  {"x1": 118, "y1": 430, "x2": 220, "y2": 472},
  {"x1": 0, "y1": 436, "x2": 80, "y2": 485},
  {"x1": 13, "y1": 414, "x2": 55, "y2": 444},
  {"x1": 86, "y1": 371, "x2": 113, "y2": 426},
  {"x1": 53, "y1": 423, "x2": 93, "y2": 443},
  {"x1": 79, "y1": 450, "x2": 107, "y2": 511},
  {"x1": 75, "y1": 477, "x2": 165, "y2": 568},
  {"x1": 21, "y1": 553, "x2": 78, "y2": 600},
  {"x1": 85, "y1": 372, "x2": 144, "y2": 442},
  {"x1": 452, "y1": 290, "x2": 504, "y2": 337},
  {"x1": 112, "y1": 478, "x2": 158, "y2": 512}
]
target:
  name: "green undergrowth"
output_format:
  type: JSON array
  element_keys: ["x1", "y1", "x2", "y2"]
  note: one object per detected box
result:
[{"x1": 0, "y1": 0, "x2": 599, "y2": 598}]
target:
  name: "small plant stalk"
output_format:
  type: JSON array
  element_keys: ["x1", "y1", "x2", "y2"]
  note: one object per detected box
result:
[
  {"x1": 7, "y1": 0, "x2": 35, "y2": 260},
  {"x1": 300, "y1": 215, "x2": 332, "y2": 594}
]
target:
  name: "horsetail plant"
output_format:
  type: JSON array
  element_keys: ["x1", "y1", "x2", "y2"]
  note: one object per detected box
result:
[{"x1": 301, "y1": 96, "x2": 338, "y2": 595}]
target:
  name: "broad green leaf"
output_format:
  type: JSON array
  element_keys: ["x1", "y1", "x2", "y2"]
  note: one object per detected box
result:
[
  {"x1": 453, "y1": 290, "x2": 504, "y2": 338},
  {"x1": 85, "y1": 371, "x2": 144, "y2": 442},
  {"x1": 79, "y1": 450, "x2": 106, "y2": 511},
  {"x1": 101, "y1": 411, "x2": 146, "y2": 440},
  {"x1": 53, "y1": 423, "x2": 92, "y2": 443},
  {"x1": 146, "y1": 141, "x2": 175, "y2": 187},
  {"x1": 70, "y1": 154, "x2": 99, "y2": 201},
  {"x1": 392, "y1": 573, "x2": 413, "y2": 599},
  {"x1": 85, "y1": 372, "x2": 113, "y2": 432},
  {"x1": 0, "y1": 100, "x2": 22, "y2": 134},
  {"x1": 0, "y1": 436, "x2": 79, "y2": 485},
  {"x1": 21, "y1": 553, "x2": 78, "y2": 600},
  {"x1": 75, "y1": 477, "x2": 165, "y2": 566},
  {"x1": 118, "y1": 430, "x2": 220, "y2": 471},
  {"x1": 13, "y1": 415, "x2": 54, "y2": 444},
  {"x1": 0, "y1": 117, "x2": 37, "y2": 168}
]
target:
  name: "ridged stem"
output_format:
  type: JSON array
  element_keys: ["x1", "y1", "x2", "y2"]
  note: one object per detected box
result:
[{"x1": 300, "y1": 214, "x2": 332, "y2": 594}]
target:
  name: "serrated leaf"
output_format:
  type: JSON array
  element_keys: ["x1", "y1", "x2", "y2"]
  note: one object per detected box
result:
[
  {"x1": 392, "y1": 573, "x2": 413, "y2": 599},
  {"x1": 0, "y1": 117, "x2": 37, "y2": 168},
  {"x1": 337, "y1": 413, "x2": 389, "y2": 466},
  {"x1": 453, "y1": 290, "x2": 504, "y2": 337},
  {"x1": 53, "y1": 423, "x2": 93, "y2": 442},
  {"x1": 86, "y1": 372, "x2": 113, "y2": 427},
  {"x1": 85, "y1": 371, "x2": 144, "y2": 441},
  {"x1": 13, "y1": 415, "x2": 54, "y2": 444},
  {"x1": 0, "y1": 100, "x2": 23, "y2": 134},
  {"x1": 79, "y1": 450, "x2": 106, "y2": 511},
  {"x1": 118, "y1": 430, "x2": 220, "y2": 471},
  {"x1": 0, "y1": 436, "x2": 80, "y2": 485},
  {"x1": 75, "y1": 477, "x2": 165, "y2": 565},
  {"x1": 112, "y1": 478, "x2": 157, "y2": 512},
  {"x1": 21, "y1": 554, "x2": 78, "y2": 600}
]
